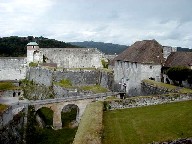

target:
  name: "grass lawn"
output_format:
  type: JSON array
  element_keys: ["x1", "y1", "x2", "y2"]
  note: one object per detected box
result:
[
  {"x1": 0, "y1": 104, "x2": 8, "y2": 113},
  {"x1": 0, "y1": 82, "x2": 17, "y2": 90},
  {"x1": 103, "y1": 100, "x2": 192, "y2": 144},
  {"x1": 73, "y1": 101, "x2": 103, "y2": 144}
]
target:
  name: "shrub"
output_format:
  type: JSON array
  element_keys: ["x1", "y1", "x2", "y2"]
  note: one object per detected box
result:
[
  {"x1": 166, "y1": 66, "x2": 190, "y2": 86},
  {"x1": 101, "y1": 59, "x2": 109, "y2": 69},
  {"x1": 29, "y1": 62, "x2": 38, "y2": 67}
]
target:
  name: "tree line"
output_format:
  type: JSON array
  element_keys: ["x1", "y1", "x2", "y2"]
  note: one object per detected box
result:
[{"x1": 0, "y1": 36, "x2": 77, "y2": 57}]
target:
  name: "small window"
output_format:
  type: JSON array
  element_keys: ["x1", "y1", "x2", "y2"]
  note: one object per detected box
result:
[
  {"x1": 13, "y1": 92, "x2": 16, "y2": 97},
  {"x1": 150, "y1": 66, "x2": 152, "y2": 69}
]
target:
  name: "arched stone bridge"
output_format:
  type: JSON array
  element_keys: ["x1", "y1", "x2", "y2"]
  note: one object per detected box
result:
[{"x1": 29, "y1": 92, "x2": 117, "y2": 129}]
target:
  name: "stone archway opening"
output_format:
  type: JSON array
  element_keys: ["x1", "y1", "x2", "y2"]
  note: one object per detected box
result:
[
  {"x1": 36, "y1": 107, "x2": 53, "y2": 128},
  {"x1": 61, "y1": 104, "x2": 79, "y2": 128}
]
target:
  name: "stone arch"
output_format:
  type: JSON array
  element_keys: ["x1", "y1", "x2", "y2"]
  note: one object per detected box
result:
[
  {"x1": 61, "y1": 104, "x2": 79, "y2": 128},
  {"x1": 36, "y1": 106, "x2": 53, "y2": 128}
]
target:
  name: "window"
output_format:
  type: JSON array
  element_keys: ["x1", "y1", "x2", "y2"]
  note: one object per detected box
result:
[{"x1": 150, "y1": 66, "x2": 152, "y2": 69}]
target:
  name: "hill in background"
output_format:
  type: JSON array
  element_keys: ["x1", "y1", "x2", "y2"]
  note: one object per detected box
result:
[
  {"x1": 0, "y1": 36, "x2": 191, "y2": 57},
  {"x1": 0, "y1": 36, "x2": 78, "y2": 57},
  {"x1": 70, "y1": 41, "x2": 128, "y2": 54}
]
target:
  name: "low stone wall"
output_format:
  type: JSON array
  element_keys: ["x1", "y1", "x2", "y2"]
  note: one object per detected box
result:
[
  {"x1": 0, "y1": 106, "x2": 13, "y2": 128},
  {"x1": 151, "y1": 138, "x2": 192, "y2": 144},
  {"x1": 105, "y1": 93, "x2": 192, "y2": 110},
  {"x1": 53, "y1": 84, "x2": 79, "y2": 98},
  {"x1": 141, "y1": 80, "x2": 181, "y2": 95},
  {"x1": 0, "y1": 89, "x2": 23, "y2": 97}
]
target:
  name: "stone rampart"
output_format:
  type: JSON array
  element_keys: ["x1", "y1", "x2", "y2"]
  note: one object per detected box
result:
[
  {"x1": 140, "y1": 80, "x2": 187, "y2": 95},
  {"x1": 0, "y1": 89, "x2": 23, "y2": 97},
  {"x1": 0, "y1": 106, "x2": 13, "y2": 129},
  {"x1": 0, "y1": 109, "x2": 24, "y2": 144},
  {"x1": 0, "y1": 57, "x2": 27, "y2": 81},
  {"x1": 105, "y1": 93, "x2": 192, "y2": 110},
  {"x1": 27, "y1": 67, "x2": 113, "y2": 89},
  {"x1": 26, "y1": 67, "x2": 53, "y2": 86},
  {"x1": 40, "y1": 48, "x2": 104, "y2": 68}
]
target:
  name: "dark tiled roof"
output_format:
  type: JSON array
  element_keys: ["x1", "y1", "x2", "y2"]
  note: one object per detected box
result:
[
  {"x1": 114, "y1": 40, "x2": 164, "y2": 64},
  {"x1": 164, "y1": 52, "x2": 192, "y2": 67}
]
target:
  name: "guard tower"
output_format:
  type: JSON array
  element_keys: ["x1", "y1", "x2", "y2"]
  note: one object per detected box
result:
[{"x1": 27, "y1": 42, "x2": 43, "y2": 64}]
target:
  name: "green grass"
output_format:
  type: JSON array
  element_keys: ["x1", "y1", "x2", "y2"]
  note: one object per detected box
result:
[
  {"x1": 0, "y1": 82, "x2": 17, "y2": 90},
  {"x1": 37, "y1": 107, "x2": 53, "y2": 126},
  {"x1": 61, "y1": 108, "x2": 77, "y2": 127},
  {"x1": 179, "y1": 88, "x2": 192, "y2": 93},
  {"x1": 73, "y1": 101, "x2": 103, "y2": 144},
  {"x1": 54, "y1": 79, "x2": 73, "y2": 88},
  {"x1": 27, "y1": 106, "x2": 78, "y2": 144},
  {"x1": 35, "y1": 127, "x2": 77, "y2": 144},
  {"x1": 0, "y1": 104, "x2": 8, "y2": 113},
  {"x1": 79, "y1": 85, "x2": 108, "y2": 93},
  {"x1": 143, "y1": 79, "x2": 177, "y2": 90},
  {"x1": 103, "y1": 100, "x2": 192, "y2": 144}
]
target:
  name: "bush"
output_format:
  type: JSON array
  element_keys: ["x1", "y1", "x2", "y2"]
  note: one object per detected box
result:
[
  {"x1": 166, "y1": 66, "x2": 190, "y2": 86},
  {"x1": 29, "y1": 62, "x2": 38, "y2": 67},
  {"x1": 101, "y1": 59, "x2": 109, "y2": 69}
]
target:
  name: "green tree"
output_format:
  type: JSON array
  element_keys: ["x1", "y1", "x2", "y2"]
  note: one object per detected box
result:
[{"x1": 166, "y1": 66, "x2": 190, "y2": 86}]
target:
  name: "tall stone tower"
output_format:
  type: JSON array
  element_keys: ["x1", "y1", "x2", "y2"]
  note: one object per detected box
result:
[{"x1": 27, "y1": 42, "x2": 43, "y2": 64}]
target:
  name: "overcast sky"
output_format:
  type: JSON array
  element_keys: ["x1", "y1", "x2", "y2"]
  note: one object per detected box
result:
[{"x1": 0, "y1": 0, "x2": 192, "y2": 47}]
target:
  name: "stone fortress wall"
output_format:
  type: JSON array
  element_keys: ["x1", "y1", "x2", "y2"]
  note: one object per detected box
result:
[
  {"x1": 40, "y1": 48, "x2": 104, "y2": 68},
  {"x1": 0, "y1": 42, "x2": 106, "y2": 81},
  {"x1": 0, "y1": 57, "x2": 27, "y2": 81},
  {"x1": 163, "y1": 46, "x2": 177, "y2": 59},
  {"x1": 27, "y1": 67, "x2": 114, "y2": 89}
]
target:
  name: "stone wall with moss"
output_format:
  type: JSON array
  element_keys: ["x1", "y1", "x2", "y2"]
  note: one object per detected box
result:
[
  {"x1": 104, "y1": 93, "x2": 192, "y2": 110},
  {"x1": 0, "y1": 110, "x2": 24, "y2": 144},
  {"x1": 26, "y1": 67, "x2": 114, "y2": 89},
  {"x1": 141, "y1": 79, "x2": 192, "y2": 95}
]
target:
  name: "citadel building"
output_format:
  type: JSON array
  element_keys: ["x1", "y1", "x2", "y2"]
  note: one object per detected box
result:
[
  {"x1": 0, "y1": 42, "x2": 105, "y2": 81},
  {"x1": 0, "y1": 40, "x2": 191, "y2": 96},
  {"x1": 113, "y1": 40, "x2": 165, "y2": 96}
]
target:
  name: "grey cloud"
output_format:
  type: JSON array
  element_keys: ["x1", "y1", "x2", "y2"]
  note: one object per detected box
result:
[{"x1": 0, "y1": 0, "x2": 192, "y2": 48}]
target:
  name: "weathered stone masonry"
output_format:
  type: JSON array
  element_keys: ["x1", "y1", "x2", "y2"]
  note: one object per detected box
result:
[{"x1": 26, "y1": 67, "x2": 114, "y2": 89}]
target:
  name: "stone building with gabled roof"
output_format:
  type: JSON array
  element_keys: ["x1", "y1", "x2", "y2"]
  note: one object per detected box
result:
[
  {"x1": 164, "y1": 52, "x2": 192, "y2": 69},
  {"x1": 113, "y1": 39, "x2": 165, "y2": 96}
]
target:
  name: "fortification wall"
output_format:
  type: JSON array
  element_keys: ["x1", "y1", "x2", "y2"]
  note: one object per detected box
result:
[
  {"x1": 0, "y1": 89, "x2": 23, "y2": 97},
  {"x1": 163, "y1": 46, "x2": 177, "y2": 59},
  {"x1": 0, "y1": 58, "x2": 27, "y2": 80},
  {"x1": 26, "y1": 67, "x2": 113, "y2": 89},
  {"x1": 105, "y1": 93, "x2": 192, "y2": 110},
  {"x1": 26, "y1": 67, "x2": 53, "y2": 86},
  {"x1": 0, "y1": 108, "x2": 24, "y2": 144},
  {"x1": 40, "y1": 48, "x2": 104, "y2": 68}
]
